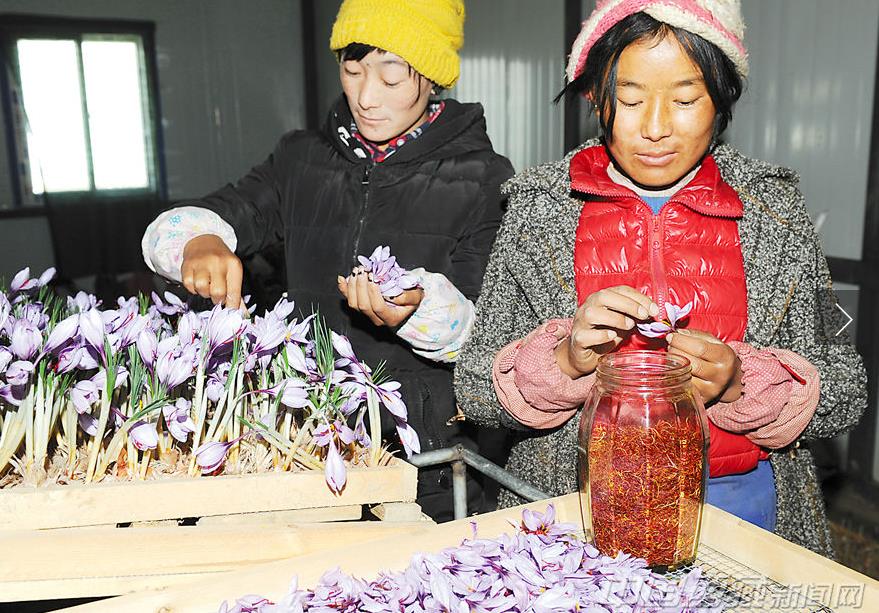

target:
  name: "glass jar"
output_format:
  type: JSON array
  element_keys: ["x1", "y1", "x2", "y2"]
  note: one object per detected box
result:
[{"x1": 577, "y1": 350, "x2": 709, "y2": 571}]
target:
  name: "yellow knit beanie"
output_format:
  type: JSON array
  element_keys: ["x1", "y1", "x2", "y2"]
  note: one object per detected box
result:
[{"x1": 330, "y1": 0, "x2": 465, "y2": 89}]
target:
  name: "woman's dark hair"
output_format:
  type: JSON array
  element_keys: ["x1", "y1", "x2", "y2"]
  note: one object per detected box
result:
[
  {"x1": 337, "y1": 42, "x2": 442, "y2": 93},
  {"x1": 557, "y1": 13, "x2": 743, "y2": 140}
]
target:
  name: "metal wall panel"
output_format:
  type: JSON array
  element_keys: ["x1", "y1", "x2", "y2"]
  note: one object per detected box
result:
[
  {"x1": 726, "y1": 0, "x2": 878, "y2": 261},
  {"x1": 0, "y1": 0, "x2": 305, "y2": 204},
  {"x1": 450, "y1": 0, "x2": 566, "y2": 173}
]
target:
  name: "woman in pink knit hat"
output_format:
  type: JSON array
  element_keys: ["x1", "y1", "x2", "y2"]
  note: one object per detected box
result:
[{"x1": 455, "y1": 0, "x2": 866, "y2": 557}]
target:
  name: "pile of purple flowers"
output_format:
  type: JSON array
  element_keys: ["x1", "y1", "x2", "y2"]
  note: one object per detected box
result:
[
  {"x1": 218, "y1": 505, "x2": 718, "y2": 613},
  {"x1": 357, "y1": 246, "x2": 420, "y2": 299},
  {"x1": 0, "y1": 267, "x2": 418, "y2": 490}
]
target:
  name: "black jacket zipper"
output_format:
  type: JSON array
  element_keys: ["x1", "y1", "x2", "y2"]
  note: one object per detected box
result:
[{"x1": 351, "y1": 162, "x2": 374, "y2": 264}]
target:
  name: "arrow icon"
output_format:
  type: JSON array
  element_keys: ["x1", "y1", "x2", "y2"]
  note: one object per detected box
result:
[{"x1": 835, "y1": 303, "x2": 853, "y2": 337}]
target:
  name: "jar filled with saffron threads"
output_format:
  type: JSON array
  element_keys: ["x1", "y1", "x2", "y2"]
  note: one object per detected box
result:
[{"x1": 577, "y1": 350, "x2": 709, "y2": 572}]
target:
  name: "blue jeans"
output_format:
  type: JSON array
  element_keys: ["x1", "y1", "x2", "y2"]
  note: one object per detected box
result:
[{"x1": 706, "y1": 460, "x2": 777, "y2": 531}]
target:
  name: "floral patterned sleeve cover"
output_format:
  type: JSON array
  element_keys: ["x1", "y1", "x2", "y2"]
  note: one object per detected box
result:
[
  {"x1": 395, "y1": 267, "x2": 475, "y2": 363},
  {"x1": 142, "y1": 208, "x2": 474, "y2": 362},
  {"x1": 141, "y1": 206, "x2": 237, "y2": 282}
]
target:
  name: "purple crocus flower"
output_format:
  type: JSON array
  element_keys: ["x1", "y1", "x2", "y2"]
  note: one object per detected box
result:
[
  {"x1": 67, "y1": 291, "x2": 100, "y2": 313},
  {"x1": 353, "y1": 418, "x2": 371, "y2": 448},
  {"x1": 151, "y1": 290, "x2": 187, "y2": 316},
  {"x1": 104, "y1": 309, "x2": 148, "y2": 353},
  {"x1": 162, "y1": 398, "x2": 196, "y2": 442},
  {"x1": 324, "y1": 440, "x2": 347, "y2": 493},
  {"x1": 136, "y1": 328, "x2": 158, "y2": 369},
  {"x1": 261, "y1": 378, "x2": 310, "y2": 409},
  {"x1": 313, "y1": 420, "x2": 356, "y2": 448},
  {"x1": 10, "y1": 320, "x2": 42, "y2": 360},
  {"x1": 78, "y1": 308, "x2": 107, "y2": 358},
  {"x1": 394, "y1": 421, "x2": 421, "y2": 457},
  {"x1": 194, "y1": 435, "x2": 245, "y2": 473},
  {"x1": 9, "y1": 266, "x2": 55, "y2": 293},
  {"x1": 245, "y1": 313, "x2": 287, "y2": 371},
  {"x1": 129, "y1": 419, "x2": 159, "y2": 451},
  {"x1": 5, "y1": 360, "x2": 34, "y2": 386},
  {"x1": 284, "y1": 314, "x2": 314, "y2": 350},
  {"x1": 177, "y1": 310, "x2": 203, "y2": 343},
  {"x1": 330, "y1": 331, "x2": 357, "y2": 362},
  {"x1": 204, "y1": 305, "x2": 246, "y2": 356},
  {"x1": 154, "y1": 337, "x2": 197, "y2": 390},
  {"x1": 636, "y1": 301, "x2": 693, "y2": 339},
  {"x1": 20, "y1": 303, "x2": 49, "y2": 330},
  {"x1": 205, "y1": 361, "x2": 231, "y2": 403},
  {"x1": 375, "y1": 381, "x2": 407, "y2": 420},
  {"x1": 70, "y1": 379, "x2": 99, "y2": 414},
  {"x1": 357, "y1": 245, "x2": 420, "y2": 299},
  {"x1": 43, "y1": 313, "x2": 79, "y2": 355}
]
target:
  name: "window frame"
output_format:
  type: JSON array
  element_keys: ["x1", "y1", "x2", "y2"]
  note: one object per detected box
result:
[{"x1": 0, "y1": 14, "x2": 166, "y2": 206}]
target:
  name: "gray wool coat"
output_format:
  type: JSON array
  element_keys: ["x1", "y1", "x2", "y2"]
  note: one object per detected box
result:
[{"x1": 454, "y1": 142, "x2": 867, "y2": 558}]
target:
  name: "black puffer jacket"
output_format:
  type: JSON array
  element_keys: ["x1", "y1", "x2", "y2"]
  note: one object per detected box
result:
[{"x1": 186, "y1": 96, "x2": 513, "y2": 519}]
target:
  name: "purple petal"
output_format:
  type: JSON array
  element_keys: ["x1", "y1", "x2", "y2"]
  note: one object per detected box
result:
[
  {"x1": 0, "y1": 383, "x2": 24, "y2": 406},
  {"x1": 71, "y1": 380, "x2": 99, "y2": 414},
  {"x1": 37, "y1": 267, "x2": 56, "y2": 286},
  {"x1": 10, "y1": 267, "x2": 29, "y2": 292},
  {"x1": 195, "y1": 441, "x2": 232, "y2": 473},
  {"x1": 78, "y1": 412, "x2": 98, "y2": 436},
  {"x1": 5, "y1": 360, "x2": 34, "y2": 386},
  {"x1": 636, "y1": 321, "x2": 673, "y2": 338},
  {"x1": 665, "y1": 301, "x2": 693, "y2": 327},
  {"x1": 10, "y1": 321, "x2": 42, "y2": 360},
  {"x1": 395, "y1": 421, "x2": 421, "y2": 457},
  {"x1": 78, "y1": 309, "x2": 107, "y2": 354},
  {"x1": 336, "y1": 422, "x2": 356, "y2": 446},
  {"x1": 330, "y1": 332, "x2": 357, "y2": 361},
  {"x1": 44, "y1": 314, "x2": 79, "y2": 354},
  {"x1": 271, "y1": 296, "x2": 296, "y2": 321},
  {"x1": 378, "y1": 389, "x2": 407, "y2": 420},
  {"x1": 324, "y1": 441, "x2": 347, "y2": 493}
]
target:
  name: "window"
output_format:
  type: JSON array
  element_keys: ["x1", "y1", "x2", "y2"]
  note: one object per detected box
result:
[{"x1": 0, "y1": 16, "x2": 164, "y2": 204}]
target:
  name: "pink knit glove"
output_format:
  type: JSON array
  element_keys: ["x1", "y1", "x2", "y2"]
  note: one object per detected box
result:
[
  {"x1": 707, "y1": 341, "x2": 819, "y2": 449},
  {"x1": 492, "y1": 318, "x2": 595, "y2": 429}
]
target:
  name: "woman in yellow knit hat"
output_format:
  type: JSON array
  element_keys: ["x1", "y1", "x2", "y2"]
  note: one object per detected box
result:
[{"x1": 142, "y1": 0, "x2": 513, "y2": 521}]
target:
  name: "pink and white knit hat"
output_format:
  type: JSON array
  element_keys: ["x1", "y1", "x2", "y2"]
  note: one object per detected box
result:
[{"x1": 566, "y1": 0, "x2": 748, "y2": 82}]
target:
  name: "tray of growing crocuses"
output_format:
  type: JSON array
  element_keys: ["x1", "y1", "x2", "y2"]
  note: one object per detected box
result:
[{"x1": 0, "y1": 263, "x2": 420, "y2": 530}]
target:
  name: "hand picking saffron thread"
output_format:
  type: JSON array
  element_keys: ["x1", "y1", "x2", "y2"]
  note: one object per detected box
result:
[{"x1": 637, "y1": 301, "x2": 694, "y2": 339}]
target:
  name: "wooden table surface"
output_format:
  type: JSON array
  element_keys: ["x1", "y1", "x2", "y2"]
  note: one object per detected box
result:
[{"x1": 50, "y1": 493, "x2": 878, "y2": 613}]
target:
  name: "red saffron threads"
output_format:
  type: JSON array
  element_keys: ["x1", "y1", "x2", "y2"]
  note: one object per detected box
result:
[{"x1": 585, "y1": 401, "x2": 704, "y2": 569}]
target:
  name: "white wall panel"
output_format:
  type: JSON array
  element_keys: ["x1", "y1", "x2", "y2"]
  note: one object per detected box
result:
[
  {"x1": 726, "y1": 0, "x2": 878, "y2": 260},
  {"x1": 451, "y1": 0, "x2": 566, "y2": 172}
]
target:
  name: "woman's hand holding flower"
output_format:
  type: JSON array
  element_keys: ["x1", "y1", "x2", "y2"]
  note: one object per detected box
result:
[
  {"x1": 556, "y1": 285, "x2": 658, "y2": 379},
  {"x1": 667, "y1": 328, "x2": 743, "y2": 404},
  {"x1": 337, "y1": 269, "x2": 424, "y2": 328}
]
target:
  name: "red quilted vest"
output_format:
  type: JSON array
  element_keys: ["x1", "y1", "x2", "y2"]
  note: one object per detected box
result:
[{"x1": 570, "y1": 145, "x2": 766, "y2": 478}]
